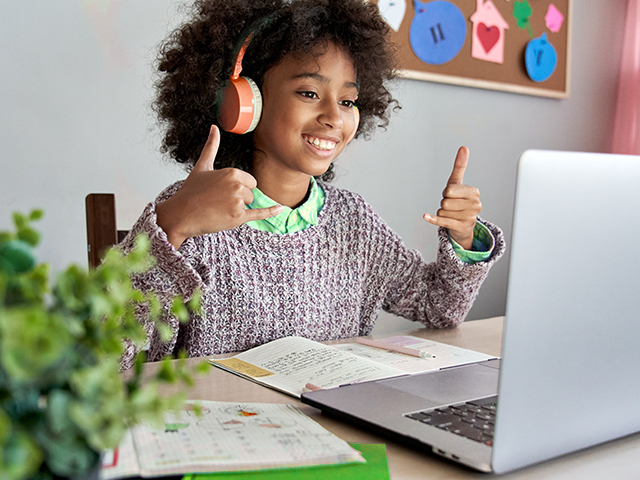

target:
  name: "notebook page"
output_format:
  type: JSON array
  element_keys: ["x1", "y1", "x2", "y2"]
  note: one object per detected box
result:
[
  {"x1": 334, "y1": 335, "x2": 497, "y2": 374},
  {"x1": 212, "y1": 337, "x2": 405, "y2": 397},
  {"x1": 102, "y1": 400, "x2": 363, "y2": 478}
]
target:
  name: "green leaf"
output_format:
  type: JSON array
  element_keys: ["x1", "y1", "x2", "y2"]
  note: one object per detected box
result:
[
  {"x1": 0, "y1": 408, "x2": 11, "y2": 443},
  {"x1": 1, "y1": 429, "x2": 44, "y2": 479},
  {"x1": 157, "y1": 358, "x2": 177, "y2": 383},
  {"x1": 0, "y1": 309, "x2": 72, "y2": 381},
  {"x1": 12, "y1": 212, "x2": 27, "y2": 230},
  {"x1": 17, "y1": 227, "x2": 41, "y2": 247},
  {"x1": 171, "y1": 297, "x2": 189, "y2": 323},
  {"x1": 40, "y1": 431, "x2": 99, "y2": 478},
  {"x1": 0, "y1": 240, "x2": 36, "y2": 273},
  {"x1": 29, "y1": 209, "x2": 44, "y2": 221},
  {"x1": 188, "y1": 288, "x2": 202, "y2": 313},
  {"x1": 196, "y1": 361, "x2": 212, "y2": 374},
  {"x1": 156, "y1": 321, "x2": 174, "y2": 343},
  {"x1": 46, "y1": 390, "x2": 75, "y2": 435}
]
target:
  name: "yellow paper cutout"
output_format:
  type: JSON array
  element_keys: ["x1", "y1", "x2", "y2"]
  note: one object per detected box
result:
[{"x1": 216, "y1": 358, "x2": 274, "y2": 378}]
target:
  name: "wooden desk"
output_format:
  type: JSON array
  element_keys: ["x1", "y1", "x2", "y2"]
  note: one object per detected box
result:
[{"x1": 141, "y1": 317, "x2": 640, "y2": 479}]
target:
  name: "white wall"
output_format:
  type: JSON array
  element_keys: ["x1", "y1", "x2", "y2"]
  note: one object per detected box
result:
[{"x1": 0, "y1": 1, "x2": 626, "y2": 334}]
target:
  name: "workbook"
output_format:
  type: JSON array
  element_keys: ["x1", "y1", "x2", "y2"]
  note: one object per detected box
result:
[
  {"x1": 211, "y1": 336, "x2": 496, "y2": 398},
  {"x1": 100, "y1": 400, "x2": 363, "y2": 479}
]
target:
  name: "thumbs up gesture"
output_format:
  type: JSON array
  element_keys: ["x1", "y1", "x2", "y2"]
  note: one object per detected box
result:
[
  {"x1": 423, "y1": 147, "x2": 481, "y2": 250},
  {"x1": 156, "y1": 126, "x2": 283, "y2": 248}
]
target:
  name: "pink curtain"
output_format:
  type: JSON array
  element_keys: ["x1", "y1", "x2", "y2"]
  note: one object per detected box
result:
[{"x1": 611, "y1": 0, "x2": 640, "y2": 155}]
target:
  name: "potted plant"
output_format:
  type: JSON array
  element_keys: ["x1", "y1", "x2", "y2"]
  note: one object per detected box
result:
[{"x1": 0, "y1": 210, "x2": 205, "y2": 480}]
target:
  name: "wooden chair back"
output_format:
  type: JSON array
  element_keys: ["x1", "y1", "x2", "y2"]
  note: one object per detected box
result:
[{"x1": 85, "y1": 193, "x2": 128, "y2": 268}]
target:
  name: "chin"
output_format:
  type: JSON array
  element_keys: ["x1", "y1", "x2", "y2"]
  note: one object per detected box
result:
[{"x1": 308, "y1": 162, "x2": 333, "y2": 178}]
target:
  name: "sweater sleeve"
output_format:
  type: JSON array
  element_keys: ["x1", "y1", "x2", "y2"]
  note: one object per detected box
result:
[
  {"x1": 372, "y1": 212, "x2": 505, "y2": 329},
  {"x1": 117, "y1": 181, "x2": 212, "y2": 370}
]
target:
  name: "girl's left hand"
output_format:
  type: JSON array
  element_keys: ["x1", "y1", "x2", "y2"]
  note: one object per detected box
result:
[{"x1": 423, "y1": 146, "x2": 482, "y2": 250}]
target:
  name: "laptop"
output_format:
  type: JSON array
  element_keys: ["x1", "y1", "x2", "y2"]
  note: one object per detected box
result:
[{"x1": 301, "y1": 150, "x2": 640, "y2": 473}]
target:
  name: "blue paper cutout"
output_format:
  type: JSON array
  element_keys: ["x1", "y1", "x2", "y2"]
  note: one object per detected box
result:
[
  {"x1": 524, "y1": 33, "x2": 557, "y2": 82},
  {"x1": 410, "y1": 0, "x2": 467, "y2": 65}
]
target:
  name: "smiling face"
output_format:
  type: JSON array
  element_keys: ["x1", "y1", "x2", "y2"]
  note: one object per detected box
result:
[{"x1": 252, "y1": 42, "x2": 358, "y2": 187}]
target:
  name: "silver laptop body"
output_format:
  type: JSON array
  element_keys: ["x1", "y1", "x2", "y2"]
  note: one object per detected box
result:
[{"x1": 302, "y1": 150, "x2": 640, "y2": 473}]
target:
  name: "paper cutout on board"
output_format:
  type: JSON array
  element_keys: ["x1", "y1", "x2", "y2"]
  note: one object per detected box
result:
[
  {"x1": 378, "y1": 0, "x2": 407, "y2": 31},
  {"x1": 513, "y1": 1, "x2": 534, "y2": 38},
  {"x1": 470, "y1": 0, "x2": 509, "y2": 63},
  {"x1": 545, "y1": 4, "x2": 564, "y2": 32},
  {"x1": 525, "y1": 33, "x2": 557, "y2": 82},
  {"x1": 410, "y1": 0, "x2": 467, "y2": 65}
]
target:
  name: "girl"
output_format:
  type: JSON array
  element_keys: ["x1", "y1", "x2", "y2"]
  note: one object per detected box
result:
[{"x1": 119, "y1": 0, "x2": 505, "y2": 369}]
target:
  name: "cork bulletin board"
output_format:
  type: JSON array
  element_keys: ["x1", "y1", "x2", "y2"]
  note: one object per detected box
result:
[{"x1": 373, "y1": 0, "x2": 571, "y2": 98}]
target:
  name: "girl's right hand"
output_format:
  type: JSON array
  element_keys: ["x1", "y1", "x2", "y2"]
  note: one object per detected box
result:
[{"x1": 156, "y1": 125, "x2": 283, "y2": 249}]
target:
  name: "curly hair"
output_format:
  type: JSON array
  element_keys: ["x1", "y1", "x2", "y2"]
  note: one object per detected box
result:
[{"x1": 153, "y1": 0, "x2": 399, "y2": 182}]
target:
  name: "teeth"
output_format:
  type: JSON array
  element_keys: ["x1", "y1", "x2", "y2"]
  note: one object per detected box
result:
[{"x1": 305, "y1": 136, "x2": 335, "y2": 151}]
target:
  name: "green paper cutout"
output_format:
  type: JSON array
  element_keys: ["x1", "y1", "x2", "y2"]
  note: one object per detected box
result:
[{"x1": 513, "y1": 1, "x2": 533, "y2": 38}]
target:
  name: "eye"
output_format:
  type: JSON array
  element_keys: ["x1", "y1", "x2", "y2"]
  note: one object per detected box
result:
[
  {"x1": 299, "y1": 91, "x2": 318, "y2": 99},
  {"x1": 340, "y1": 99, "x2": 355, "y2": 108}
]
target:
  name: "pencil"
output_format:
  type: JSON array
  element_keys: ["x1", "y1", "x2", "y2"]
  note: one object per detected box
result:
[{"x1": 356, "y1": 338, "x2": 424, "y2": 357}]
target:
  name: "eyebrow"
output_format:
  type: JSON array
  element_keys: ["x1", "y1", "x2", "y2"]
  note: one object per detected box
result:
[{"x1": 292, "y1": 72, "x2": 358, "y2": 90}]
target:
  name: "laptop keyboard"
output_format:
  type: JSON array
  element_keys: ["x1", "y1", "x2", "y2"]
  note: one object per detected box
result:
[{"x1": 405, "y1": 396, "x2": 497, "y2": 446}]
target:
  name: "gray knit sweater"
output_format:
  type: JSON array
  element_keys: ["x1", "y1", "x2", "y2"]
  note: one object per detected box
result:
[{"x1": 119, "y1": 181, "x2": 505, "y2": 369}]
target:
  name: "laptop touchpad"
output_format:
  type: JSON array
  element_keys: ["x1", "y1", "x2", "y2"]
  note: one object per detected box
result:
[{"x1": 378, "y1": 363, "x2": 499, "y2": 405}]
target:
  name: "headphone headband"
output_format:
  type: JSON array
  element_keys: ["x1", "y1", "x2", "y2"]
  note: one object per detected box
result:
[{"x1": 231, "y1": 33, "x2": 253, "y2": 80}]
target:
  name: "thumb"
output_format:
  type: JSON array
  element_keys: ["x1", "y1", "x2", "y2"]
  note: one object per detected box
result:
[
  {"x1": 192, "y1": 125, "x2": 221, "y2": 173},
  {"x1": 447, "y1": 146, "x2": 469, "y2": 185}
]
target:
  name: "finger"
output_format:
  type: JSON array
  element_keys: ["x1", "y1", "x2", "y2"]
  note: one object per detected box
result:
[
  {"x1": 244, "y1": 204, "x2": 284, "y2": 222},
  {"x1": 242, "y1": 185, "x2": 256, "y2": 206},
  {"x1": 440, "y1": 196, "x2": 482, "y2": 213},
  {"x1": 442, "y1": 184, "x2": 480, "y2": 200},
  {"x1": 192, "y1": 125, "x2": 221, "y2": 174},
  {"x1": 237, "y1": 170, "x2": 258, "y2": 191},
  {"x1": 446, "y1": 146, "x2": 469, "y2": 186},
  {"x1": 423, "y1": 212, "x2": 447, "y2": 227},
  {"x1": 423, "y1": 212, "x2": 468, "y2": 232},
  {"x1": 435, "y1": 210, "x2": 478, "y2": 225}
]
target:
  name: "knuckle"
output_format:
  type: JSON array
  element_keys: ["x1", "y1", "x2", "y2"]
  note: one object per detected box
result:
[{"x1": 231, "y1": 182, "x2": 245, "y2": 195}]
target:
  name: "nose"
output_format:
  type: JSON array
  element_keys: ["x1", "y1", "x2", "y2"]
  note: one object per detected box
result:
[{"x1": 317, "y1": 99, "x2": 344, "y2": 130}]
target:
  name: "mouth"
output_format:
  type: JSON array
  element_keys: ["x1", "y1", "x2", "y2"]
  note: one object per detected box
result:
[{"x1": 302, "y1": 135, "x2": 337, "y2": 152}]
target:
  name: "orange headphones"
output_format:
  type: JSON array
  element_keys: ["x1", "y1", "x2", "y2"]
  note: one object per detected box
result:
[
  {"x1": 217, "y1": 20, "x2": 360, "y2": 143},
  {"x1": 217, "y1": 31, "x2": 263, "y2": 135}
]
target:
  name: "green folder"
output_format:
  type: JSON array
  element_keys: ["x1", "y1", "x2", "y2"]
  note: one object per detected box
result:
[{"x1": 182, "y1": 443, "x2": 389, "y2": 480}]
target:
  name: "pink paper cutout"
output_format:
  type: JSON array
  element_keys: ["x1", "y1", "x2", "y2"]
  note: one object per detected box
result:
[
  {"x1": 545, "y1": 4, "x2": 564, "y2": 33},
  {"x1": 470, "y1": 0, "x2": 509, "y2": 64}
]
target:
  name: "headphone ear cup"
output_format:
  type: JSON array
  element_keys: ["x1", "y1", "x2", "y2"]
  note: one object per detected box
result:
[
  {"x1": 346, "y1": 106, "x2": 360, "y2": 144},
  {"x1": 218, "y1": 76, "x2": 263, "y2": 134}
]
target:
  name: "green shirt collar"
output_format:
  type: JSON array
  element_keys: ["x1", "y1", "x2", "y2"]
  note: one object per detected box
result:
[{"x1": 245, "y1": 177, "x2": 325, "y2": 234}]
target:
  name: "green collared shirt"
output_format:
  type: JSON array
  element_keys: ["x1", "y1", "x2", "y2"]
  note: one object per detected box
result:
[
  {"x1": 246, "y1": 179, "x2": 493, "y2": 263},
  {"x1": 245, "y1": 177, "x2": 325, "y2": 234}
]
